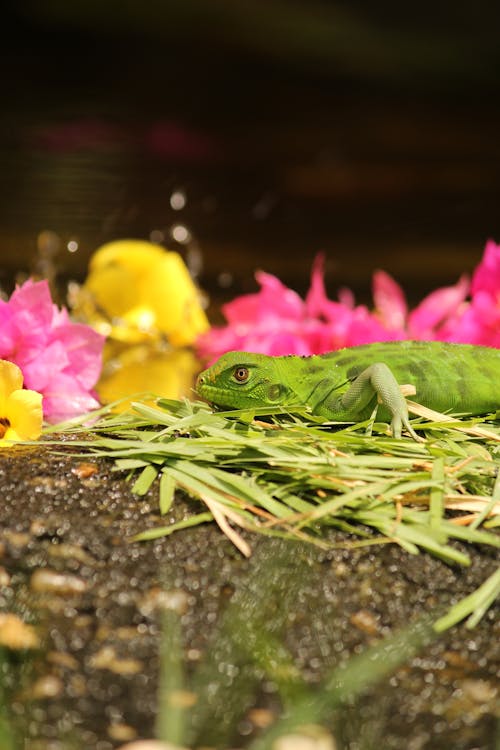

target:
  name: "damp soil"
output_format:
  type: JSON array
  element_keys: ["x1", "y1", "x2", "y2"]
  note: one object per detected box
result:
[{"x1": 0, "y1": 441, "x2": 498, "y2": 750}]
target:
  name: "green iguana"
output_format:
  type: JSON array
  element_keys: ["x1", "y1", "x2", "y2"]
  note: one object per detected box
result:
[{"x1": 195, "y1": 341, "x2": 500, "y2": 440}]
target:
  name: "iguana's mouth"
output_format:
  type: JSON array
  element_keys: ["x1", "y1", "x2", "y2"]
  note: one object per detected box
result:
[{"x1": 196, "y1": 382, "x2": 241, "y2": 409}]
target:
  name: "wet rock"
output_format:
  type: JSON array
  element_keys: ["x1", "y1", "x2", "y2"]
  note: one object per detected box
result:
[{"x1": 1, "y1": 444, "x2": 498, "y2": 749}]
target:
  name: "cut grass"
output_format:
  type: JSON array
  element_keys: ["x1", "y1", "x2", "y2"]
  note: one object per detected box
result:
[{"x1": 44, "y1": 397, "x2": 500, "y2": 630}]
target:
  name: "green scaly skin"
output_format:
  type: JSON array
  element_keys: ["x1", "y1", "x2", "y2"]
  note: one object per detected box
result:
[{"x1": 195, "y1": 341, "x2": 500, "y2": 440}]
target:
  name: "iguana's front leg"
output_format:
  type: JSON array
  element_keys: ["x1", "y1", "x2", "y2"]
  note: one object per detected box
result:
[{"x1": 332, "y1": 363, "x2": 422, "y2": 441}]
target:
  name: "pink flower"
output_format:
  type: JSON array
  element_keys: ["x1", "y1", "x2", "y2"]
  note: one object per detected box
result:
[
  {"x1": 0, "y1": 280, "x2": 104, "y2": 422},
  {"x1": 197, "y1": 255, "x2": 399, "y2": 362},
  {"x1": 471, "y1": 239, "x2": 500, "y2": 298},
  {"x1": 197, "y1": 240, "x2": 500, "y2": 362}
]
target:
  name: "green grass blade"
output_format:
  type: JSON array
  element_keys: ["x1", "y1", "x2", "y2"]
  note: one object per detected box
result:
[
  {"x1": 159, "y1": 471, "x2": 176, "y2": 515},
  {"x1": 132, "y1": 512, "x2": 214, "y2": 541},
  {"x1": 429, "y1": 457, "x2": 445, "y2": 528},
  {"x1": 132, "y1": 464, "x2": 159, "y2": 496},
  {"x1": 156, "y1": 609, "x2": 186, "y2": 745},
  {"x1": 433, "y1": 567, "x2": 500, "y2": 632}
]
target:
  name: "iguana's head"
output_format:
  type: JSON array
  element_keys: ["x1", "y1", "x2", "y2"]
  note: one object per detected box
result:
[{"x1": 196, "y1": 351, "x2": 290, "y2": 409}]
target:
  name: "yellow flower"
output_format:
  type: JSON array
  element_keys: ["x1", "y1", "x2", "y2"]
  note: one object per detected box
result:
[
  {"x1": 0, "y1": 360, "x2": 43, "y2": 446},
  {"x1": 75, "y1": 240, "x2": 209, "y2": 347}
]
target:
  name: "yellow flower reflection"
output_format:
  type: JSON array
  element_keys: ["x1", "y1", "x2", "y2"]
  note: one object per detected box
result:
[
  {"x1": 0, "y1": 360, "x2": 43, "y2": 446},
  {"x1": 75, "y1": 240, "x2": 209, "y2": 347},
  {"x1": 96, "y1": 344, "x2": 200, "y2": 411}
]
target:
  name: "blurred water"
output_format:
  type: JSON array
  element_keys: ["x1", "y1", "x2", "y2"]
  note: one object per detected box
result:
[{"x1": 1, "y1": 2, "x2": 500, "y2": 305}]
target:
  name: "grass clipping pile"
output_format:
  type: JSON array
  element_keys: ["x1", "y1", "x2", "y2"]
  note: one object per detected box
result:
[{"x1": 47, "y1": 397, "x2": 500, "y2": 631}]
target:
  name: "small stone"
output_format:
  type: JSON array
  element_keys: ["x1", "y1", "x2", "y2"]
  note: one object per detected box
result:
[
  {"x1": 30, "y1": 568, "x2": 88, "y2": 596},
  {"x1": 116, "y1": 742, "x2": 188, "y2": 750},
  {"x1": 72, "y1": 462, "x2": 99, "y2": 479},
  {"x1": 333, "y1": 562, "x2": 349, "y2": 578},
  {"x1": 248, "y1": 707, "x2": 275, "y2": 728},
  {"x1": 166, "y1": 690, "x2": 197, "y2": 709},
  {"x1": 108, "y1": 723, "x2": 138, "y2": 742},
  {"x1": 115, "y1": 626, "x2": 140, "y2": 640},
  {"x1": 442, "y1": 650, "x2": 476, "y2": 671},
  {"x1": 48, "y1": 543, "x2": 95, "y2": 565},
  {"x1": 47, "y1": 650, "x2": 79, "y2": 670},
  {"x1": 272, "y1": 725, "x2": 337, "y2": 750},
  {"x1": 88, "y1": 645, "x2": 143, "y2": 675},
  {"x1": 0, "y1": 613, "x2": 40, "y2": 650},
  {"x1": 139, "y1": 587, "x2": 190, "y2": 617},
  {"x1": 31, "y1": 674, "x2": 64, "y2": 699},
  {"x1": 349, "y1": 609, "x2": 380, "y2": 636},
  {"x1": 3, "y1": 530, "x2": 31, "y2": 548},
  {"x1": 0, "y1": 566, "x2": 11, "y2": 587},
  {"x1": 68, "y1": 674, "x2": 88, "y2": 697},
  {"x1": 30, "y1": 518, "x2": 49, "y2": 536},
  {"x1": 461, "y1": 678, "x2": 498, "y2": 704}
]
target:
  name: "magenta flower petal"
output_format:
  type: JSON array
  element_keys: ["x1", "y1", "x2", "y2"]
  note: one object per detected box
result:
[
  {"x1": 19, "y1": 340, "x2": 70, "y2": 392},
  {"x1": 447, "y1": 291, "x2": 500, "y2": 347},
  {"x1": 41, "y1": 372, "x2": 101, "y2": 423},
  {"x1": 347, "y1": 307, "x2": 403, "y2": 346},
  {"x1": 53, "y1": 321, "x2": 106, "y2": 389},
  {"x1": 9, "y1": 278, "x2": 54, "y2": 340},
  {"x1": 471, "y1": 239, "x2": 500, "y2": 298},
  {"x1": 372, "y1": 270, "x2": 408, "y2": 331},
  {"x1": 223, "y1": 270, "x2": 304, "y2": 325},
  {"x1": 408, "y1": 275, "x2": 469, "y2": 339},
  {"x1": 305, "y1": 254, "x2": 339, "y2": 320}
]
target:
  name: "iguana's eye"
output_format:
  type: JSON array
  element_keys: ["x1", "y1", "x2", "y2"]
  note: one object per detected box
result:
[{"x1": 233, "y1": 367, "x2": 249, "y2": 382}]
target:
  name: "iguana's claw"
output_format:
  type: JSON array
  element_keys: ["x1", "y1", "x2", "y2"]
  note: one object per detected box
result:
[{"x1": 391, "y1": 413, "x2": 424, "y2": 442}]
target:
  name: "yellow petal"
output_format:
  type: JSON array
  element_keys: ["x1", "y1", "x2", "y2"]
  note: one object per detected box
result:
[
  {"x1": 84, "y1": 264, "x2": 139, "y2": 319},
  {"x1": 5, "y1": 389, "x2": 43, "y2": 441},
  {"x1": 0, "y1": 360, "x2": 24, "y2": 406},
  {"x1": 79, "y1": 240, "x2": 209, "y2": 348},
  {"x1": 88, "y1": 239, "x2": 166, "y2": 275},
  {"x1": 138, "y1": 253, "x2": 209, "y2": 346},
  {"x1": 1, "y1": 426, "x2": 22, "y2": 444}
]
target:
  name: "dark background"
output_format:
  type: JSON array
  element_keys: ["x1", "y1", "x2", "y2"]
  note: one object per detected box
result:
[{"x1": 1, "y1": 0, "x2": 500, "y2": 304}]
